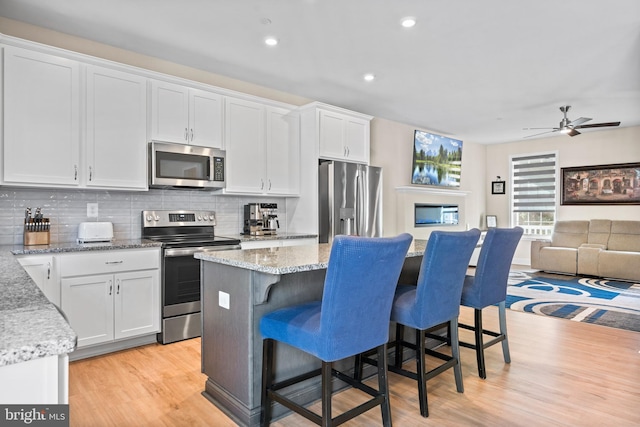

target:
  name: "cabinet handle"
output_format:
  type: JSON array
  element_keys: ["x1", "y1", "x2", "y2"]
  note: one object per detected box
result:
[
  {"x1": 47, "y1": 262, "x2": 51, "y2": 280},
  {"x1": 109, "y1": 280, "x2": 113, "y2": 296},
  {"x1": 184, "y1": 127, "x2": 188, "y2": 141},
  {"x1": 74, "y1": 165, "x2": 78, "y2": 180},
  {"x1": 190, "y1": 128, "x2": 194, "y2": 141},
  {"x1": 269, "y1": 179, "x2": 272, "y2": 191},
  {"x1": 105, "y1": 260, "x2": 124, "y2": 265},
  {"x1": 346, "y1": 146, "x2": 350, "y2": 157},
  {"x1": 89, "y1": 166, "x2": 93, "y2": 181},
  {"x1": 117, "y1": 279, "x2": 120, "y2": 295},
  {"x1": 261, "y1": 179, "x2": 264, "y2": 190}
]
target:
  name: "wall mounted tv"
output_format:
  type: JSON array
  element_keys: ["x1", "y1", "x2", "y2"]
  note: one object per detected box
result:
[
  {"x1": 414, "y1": 203, "x2": 459, "y2": 227},
  {"x1": 411, "y1": 130, "x2": 463, "y2": 187}
]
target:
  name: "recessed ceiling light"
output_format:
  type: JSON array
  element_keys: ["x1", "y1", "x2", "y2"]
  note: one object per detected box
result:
[
  {"x1": 401, "y1": 17, "x2": 416, "y2": 28},
  {"x1": 363, "y1": 73, "x2": 375, "y2": 82},
  {"x1": 264, "y1": 37, "x2": 278, "y2": 46}
]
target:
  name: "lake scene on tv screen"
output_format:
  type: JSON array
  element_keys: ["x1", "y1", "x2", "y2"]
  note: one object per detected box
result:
[{"x1": 412, "y1": 130, "x2": 462, "y2": 187}]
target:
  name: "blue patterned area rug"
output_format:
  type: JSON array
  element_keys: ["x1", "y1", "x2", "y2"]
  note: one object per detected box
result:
[{"x1": 506, "y1": 273, "x2": 640, "y2": 333}]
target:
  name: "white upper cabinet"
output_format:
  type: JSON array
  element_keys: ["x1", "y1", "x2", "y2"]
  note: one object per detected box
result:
[
  {"x1": 266, "y1": 106, "x2": 300, "y2": 195},
  {"x1": 149, "y1": 80, "x2": 223, "y2": 148},
  {"x1": 86, "y1": 65, "x2": 148, "y2": 190},
  {"x1": 2, "y1": 46, "x2": 148, "y2": 191},
  {"x1": 3, "y1": 46, "x2": 81, "y2": 186},
  {"x1": 225, "y1": 98, "x2": 300, "y2": 196},
  {"x1": 224, "y1": 97, "x2": 265, "y2": 193},
  {"x1": 315, "y1": 104, "x2": 372, "y2": 164}
]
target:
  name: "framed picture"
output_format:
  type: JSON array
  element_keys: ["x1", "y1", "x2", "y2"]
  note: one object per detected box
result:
[
  {"x1": 561, "y1": 162, "x2": 640, "y2": 205},
  {"x1": 486, "y1": 215, "x2": 497, "y2": 228},
  {"x1": 491, "y1": 180, "x2": 505, "y2": 194}
]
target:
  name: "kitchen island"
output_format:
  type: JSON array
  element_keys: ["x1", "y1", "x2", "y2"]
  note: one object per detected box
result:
[{"x1": 195, "y1": 239, "x2": 427, "y2": 426}]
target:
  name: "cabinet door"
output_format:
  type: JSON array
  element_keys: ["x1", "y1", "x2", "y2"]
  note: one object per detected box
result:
[
  {"x1": 61, "y1": 274, "x2": 114, "y2": 347},
  {"x1": 149, "y1": 80, "x2": 189, "y2": 144},
  {"x1": 17, "y1": 255, "x2": 58, "y2": 306},
  {"x1": 344, "y1": 117, "x2": 369, "y2": 163},
  {"x1": 86, "y1": 65, "x2": 148, "y2": 189},
  {"x1": 266, "y1": 107, "x2": 299, "y2": 195},
  {"x1": 114, "y1": 270, "x2": 160, "y2": 340},
  {"x1": 318, "y1": 110, "x2": 346, "y2": 160},
  {"x1": 225, "y1": 97, "x2": 265, "y2": 193},
  {"x1": 3, "y1": 46, "x2": 80, "y2": 186},
  {"x1": 189, "y1": 89, "x2": 223, "y2": 148}
]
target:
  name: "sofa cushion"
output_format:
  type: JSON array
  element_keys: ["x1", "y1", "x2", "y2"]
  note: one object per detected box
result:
[
  {"x1": 587, "y1": 219, "x2": 611, "y2": 247},
  {"x1": 539, "y1": 247, "x2": 578, "y2": 274},
  {"x1": 598, "y1": 250, "x2": 640, "y2": 282},
  {"x1": 551, "y1": 220, "x2": 589, "y2": 248},
  {"x1": 608, "y1": 221, "x2": 640, "y2": 252}
]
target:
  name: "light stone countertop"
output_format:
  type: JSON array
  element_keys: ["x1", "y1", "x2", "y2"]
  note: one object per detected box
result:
[
  {"x1": 195, "y1": 238, "x2": 427, "y2": 275},
  {"x1": 0, "y1": 252, "x2": 76, "y2": 366},
  {"x1": 237, "y1": 232, "x2": 317, "y2": 242},
  {"x1": 10, "y1": 238, "x2": 163, "y2": 255},
  {"x1": 1, "y1": 239, "x2": 163, "y2": 367}
]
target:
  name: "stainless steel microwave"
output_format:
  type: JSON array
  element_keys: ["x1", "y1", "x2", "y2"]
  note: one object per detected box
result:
[{"x1": 149, "y1": 141, "x2": 226, "y2": 189}]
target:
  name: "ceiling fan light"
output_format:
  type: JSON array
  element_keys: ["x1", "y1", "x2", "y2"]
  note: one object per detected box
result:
[{"x1": 560, "y1": 128, "x2": 570, "y2": 134}]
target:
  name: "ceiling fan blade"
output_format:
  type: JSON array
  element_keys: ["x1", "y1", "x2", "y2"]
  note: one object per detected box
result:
[
  {"x1": 574, "y1": 121, "x2": 621, "y2": 129},
  {"x1": 522, "y1": 127, "x2": 557, "y2": 130},
  {"x1": 567, "y1": 128, "x2": 581, "y2": 137},
  {"x1": 523, "y1": 129, "x2": 559, "y2": 138},
  {"x1": 568, "y1": 117, "x2": 591, "y2": 127}
]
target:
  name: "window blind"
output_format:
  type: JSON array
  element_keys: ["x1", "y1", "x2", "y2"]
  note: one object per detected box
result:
[{"x1": 512, "y1": 153, "x2": 556, "y2": 213}]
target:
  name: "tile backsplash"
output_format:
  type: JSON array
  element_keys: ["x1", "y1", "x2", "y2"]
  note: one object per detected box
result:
[{"x1": 0, "y1": 187, "x2": 286, "y2": 245}]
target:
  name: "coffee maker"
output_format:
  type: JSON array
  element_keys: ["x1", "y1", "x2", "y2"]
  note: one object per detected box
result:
[{"x1": 243, "y1": 203, "x2": 279, "y2": 236}]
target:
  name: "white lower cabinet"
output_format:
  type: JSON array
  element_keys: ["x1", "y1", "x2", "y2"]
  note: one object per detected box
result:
[
  {"x1": 58, "y1": 249, "x2": 160, "y2": 348},
  {"x1": 16, "y1": 255, "x2": 58, "y2": 306}
]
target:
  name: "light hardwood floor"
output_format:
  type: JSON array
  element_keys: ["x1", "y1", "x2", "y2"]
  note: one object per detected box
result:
[{"x1": 69, "y1": 306, "x2": 640, "y2": 426}]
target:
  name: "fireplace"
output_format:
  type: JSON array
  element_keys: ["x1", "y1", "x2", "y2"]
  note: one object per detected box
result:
[{"x1": 414, "y1": 203, "x2": 459, "y2": 227}]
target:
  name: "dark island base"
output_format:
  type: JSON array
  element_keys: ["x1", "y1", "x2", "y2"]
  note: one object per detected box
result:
[{"x1": 200, "y1": 256, "x2": 429, "y2": 426}]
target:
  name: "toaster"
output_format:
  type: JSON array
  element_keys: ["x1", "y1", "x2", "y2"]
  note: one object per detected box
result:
[{"x1": 77, "y1": 222, "x2": 114, "y2": 243}]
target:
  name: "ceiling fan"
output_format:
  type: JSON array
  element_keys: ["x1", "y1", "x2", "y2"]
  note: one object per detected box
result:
[{"x1": 523, "y1": 105, "x2": 621, "y2": 138}]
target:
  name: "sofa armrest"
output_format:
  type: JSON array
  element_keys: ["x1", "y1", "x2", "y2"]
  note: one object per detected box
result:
[
  {"x1": 530, "y1": 239, "x2": 551, "y2": 269},
  {"x1": 578, "y1": 245, "x2": 604, "y2": 276}
]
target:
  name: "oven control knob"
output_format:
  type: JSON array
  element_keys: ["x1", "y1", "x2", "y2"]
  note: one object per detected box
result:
[
  {"x1": 197, "y1": 215, "x2": 202, "y2": 221},
  {"x1": 155, "y1": 215, "x2": 160, "y2": 221},
  {"x1": 203, "y1": 216, "x2": 208, "y2": 221},
  {"x1": 209, "y1": 214, "x2": 215, "y2": 221},
  {"x1": 146, "y1": 215, "x2": 154, "y2": 222}
]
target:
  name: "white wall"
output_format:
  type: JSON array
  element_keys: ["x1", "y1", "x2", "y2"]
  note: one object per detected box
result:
[
  {"x1": 485, "y1": 125, "x2": 640, "y2": 265},
  {"x1": 486, "y1": 125, "x2": 640, "y2": 223},
  {"x1": 370, "y1": 118, "x2": 486, "y2": 238}
]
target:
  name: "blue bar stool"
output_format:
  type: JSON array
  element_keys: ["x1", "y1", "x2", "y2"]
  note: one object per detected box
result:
[
  {"x1": 388, "y1": 229, "x2": 480, "y2": 417},
  {"x1": 459, "y1": 227, "x2": 523, "y2": 379},
  {"x1": 259, "y1": 233, "x2": 413, "y2": 427}
]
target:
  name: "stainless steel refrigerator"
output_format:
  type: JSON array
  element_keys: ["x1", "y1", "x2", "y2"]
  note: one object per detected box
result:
[{"x1": 318, "y1": 160, "x2": 383, "y2": 243}]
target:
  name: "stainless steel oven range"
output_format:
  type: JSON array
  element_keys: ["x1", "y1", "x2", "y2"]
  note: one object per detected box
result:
[{"x1": 142, "y1": 210, "x2": 241, "y2": 344}]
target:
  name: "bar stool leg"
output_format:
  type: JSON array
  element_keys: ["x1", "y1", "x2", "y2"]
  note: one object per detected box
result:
[
  {"x1": 321, "y1": 361, "x2": 332, "y2": 427},
  {"x1": 499, "y1": 301, "x2": 511, "y2": 363},
  {"x1": 474, "y1": 309, "x2": 487, "y2": 379},
  {"x1": 394, "y1": 324, "x2": 404, "y2": 368},
  {"x1": 376, "y1": 344, "x2": 392, "y2": 427},
  {"x1": 261, "y1": 339, "x2": 274, "y2": 427},
  {"x1": 450, "y1": 318, "x2": 464, "y2": 393},
  {"x1": 415, "y1": 328, "x2": 429, "y2": 417}
]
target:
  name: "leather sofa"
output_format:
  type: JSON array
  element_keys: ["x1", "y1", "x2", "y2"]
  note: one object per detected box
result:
[{"x1": 530, "y1": 219, "x2": 640, "y2": 282}]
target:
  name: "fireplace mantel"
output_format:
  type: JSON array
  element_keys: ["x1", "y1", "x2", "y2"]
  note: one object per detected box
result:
[{"x1": 395, "y1": 186, "x2": 470, "y2": 197}]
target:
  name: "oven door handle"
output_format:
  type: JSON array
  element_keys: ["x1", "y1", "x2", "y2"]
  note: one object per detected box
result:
[{"x1": 164, "y1": 245, "x2": 241, "y2": 257}]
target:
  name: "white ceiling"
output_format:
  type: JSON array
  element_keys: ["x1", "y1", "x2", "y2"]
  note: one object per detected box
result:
[{"x1": 1, "y1": 0, "x2": 639, "y2": 144}]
